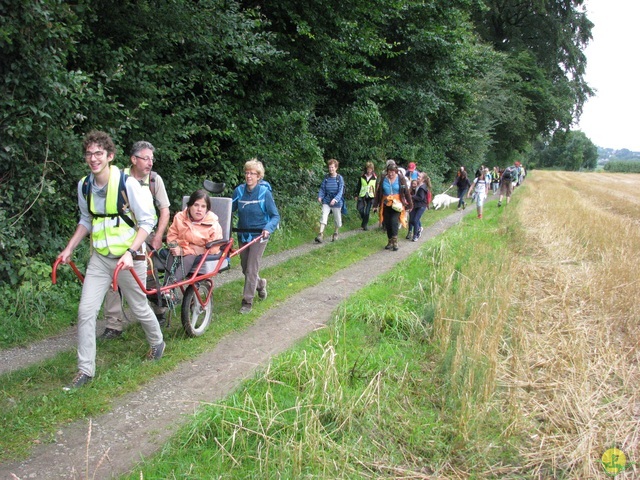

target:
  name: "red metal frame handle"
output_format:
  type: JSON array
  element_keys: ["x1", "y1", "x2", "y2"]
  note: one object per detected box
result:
[
  {"x1": 229, "y1": 234, "x2": 265, "y2": 258},
  {"x1": 52, "y1": 258, "x2": 85, "y2": 284},
  {"x1": 112, "y1": 263, "x2": 148, "y2": 292}
]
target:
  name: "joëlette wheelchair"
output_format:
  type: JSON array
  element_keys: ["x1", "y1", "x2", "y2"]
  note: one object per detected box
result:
[{"x1": 52, "y1": 180, "x2": 263, "y2": 337}]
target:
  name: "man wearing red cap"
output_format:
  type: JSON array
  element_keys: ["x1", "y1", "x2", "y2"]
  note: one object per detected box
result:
[{"x1": 407, "y1": 162, "x2": 419, "y2": 183}]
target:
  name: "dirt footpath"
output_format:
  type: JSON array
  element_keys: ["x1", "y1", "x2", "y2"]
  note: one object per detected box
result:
[{"x1": 2, "y1": 211, "x2": 468, "y2": 479}]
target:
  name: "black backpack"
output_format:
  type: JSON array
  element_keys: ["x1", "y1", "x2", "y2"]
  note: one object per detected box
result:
[{"x1": 502, "y1": 166, "x2": 516, "y2": 181}]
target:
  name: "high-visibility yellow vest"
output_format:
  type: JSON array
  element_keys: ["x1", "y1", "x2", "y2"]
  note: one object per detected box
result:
[
  {"x1": 359, "y1": 175, "x2": 377, "y2": 198},
  {"x1": 86, "y1": 166, "x2": 137, "y2": 257}
]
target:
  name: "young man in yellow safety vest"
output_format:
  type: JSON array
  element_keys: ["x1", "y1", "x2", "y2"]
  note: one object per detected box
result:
[
  {"x1": 57, "y1": 131, "x2": 165, "y2": 390},
  {"x1": 100, "y1": 140, "x2": 171, "y2": 339}
]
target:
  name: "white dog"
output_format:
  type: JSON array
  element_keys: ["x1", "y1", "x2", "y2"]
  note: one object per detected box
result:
[{"x1": 432, "y1": 193, "x2": 460, "y2": 210}]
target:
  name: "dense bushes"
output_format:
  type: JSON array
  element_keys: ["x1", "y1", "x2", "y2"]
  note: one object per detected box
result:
[{"x1": 0, "y1": 0, "x2": 593, "y2": 286}]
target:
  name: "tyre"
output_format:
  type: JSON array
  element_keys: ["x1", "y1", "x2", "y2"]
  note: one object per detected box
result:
[{"x1": 181, "y1": 281, "x2": 213, "y2": 337}]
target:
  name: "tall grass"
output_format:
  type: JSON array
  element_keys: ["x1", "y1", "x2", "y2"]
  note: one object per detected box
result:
[
  {"x1": 428, "y1": 227, "x2": 515, "y2": 448},
  {"x1": 125, "y1": 202, "x2": 521, "y2": 479}
]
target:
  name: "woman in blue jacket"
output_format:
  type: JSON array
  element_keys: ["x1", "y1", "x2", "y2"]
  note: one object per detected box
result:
[{"x1": 232, "y1": 159, "x2": 280, "y2": 314}]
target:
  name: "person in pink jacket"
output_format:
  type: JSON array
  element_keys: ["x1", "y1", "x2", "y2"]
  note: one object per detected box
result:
[{"x1": 164, "y1": 189, "x2": 223, "y2": 283}]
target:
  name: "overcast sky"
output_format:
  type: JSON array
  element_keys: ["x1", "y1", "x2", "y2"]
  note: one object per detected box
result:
[{"x1": 577, "y1": 0, "x2": 640, "y2": 151}]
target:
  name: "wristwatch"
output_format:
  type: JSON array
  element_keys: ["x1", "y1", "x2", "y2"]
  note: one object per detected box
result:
[{"x1": 126, "y1": 248, "x2": 137, "y2": 257}]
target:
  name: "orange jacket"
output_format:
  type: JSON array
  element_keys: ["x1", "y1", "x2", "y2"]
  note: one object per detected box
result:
[{"x1": 167, "y1": 209, "x2": 223, "y2": 256}]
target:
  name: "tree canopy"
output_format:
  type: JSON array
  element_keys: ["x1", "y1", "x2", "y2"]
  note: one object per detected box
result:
[
  {"x1": 529, "y1": 130, "x2": 598, "y2": 170},
  {"x1": 0, "y1": 0, "x2": 594, "y2": 285}
]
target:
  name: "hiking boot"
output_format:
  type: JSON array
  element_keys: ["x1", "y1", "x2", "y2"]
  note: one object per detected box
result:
[
  {"x1": 392, "y1": 236, "x2": 399, "y2": 251},
  {"x1": 384, "y1": 240, "x2": 393, "y2": 250},
  {"x1": 239, "y1": 303, "x2": 252, "y2": 314},
  {"x1": 257, "y1": 279, "x2": 268, "y2": 300},
  {"x1": 314, "y1": 233, "x2": 324, "y2": 243},
  {"x1": 98, "y1": 328, "x2": 122, "y2": 340},
  {"x1": 63, "y1": 372, "x2": 93, "y2": 391},
  {"x1": 146, "y1": 341, "x2": 165, "y2": 361},
  {"x1": 405, "y1": 232, "x2": 412, "y2": 240}
]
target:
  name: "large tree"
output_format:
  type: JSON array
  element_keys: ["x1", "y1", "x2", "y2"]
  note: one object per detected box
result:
[{"x1": 471, "y1": 0, "x2": 593, "y2": 163}]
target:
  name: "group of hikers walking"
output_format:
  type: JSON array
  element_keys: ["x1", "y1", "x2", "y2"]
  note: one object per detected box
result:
[
  {"x1": 315, "y1": 158, "x2": 525, "y2": 249},
  {"x1": 315, "y1": 158, "x2": 428, "y2": 251},
  {"x1": 57, "y1": 130, "x2": 523, "y2": 390},
  {"x1": 57, "y1": 130, "x2": 279, "y2": 389}
]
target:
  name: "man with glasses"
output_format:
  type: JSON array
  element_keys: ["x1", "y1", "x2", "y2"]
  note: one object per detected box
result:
[
  {"x1": 57, "y1": 131, "x2": 165, "y2": 389},
  {"x1": 100, "y1": 141, "x2": 172, "y2": 339}
]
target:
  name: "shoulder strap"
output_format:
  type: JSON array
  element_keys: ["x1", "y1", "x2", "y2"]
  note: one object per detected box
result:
[
  {"x1": 117, "y1": 171, "x2": 135, "y2": 228},
  {"x1": 84, "y1": 170, "x2": 135, "y2": 229},
  {"x1": 82, "y1": 174, "x2": 94, "y2": 215},
  {"x1": 82, "y1": 174, "x2": 92, "y2": 198},
  {"x1": 149, "y1": 171, "x2": 157, "y2": 196},
  {"x1": 257, "y1": 184, "x2": 268, "y2": 215}
]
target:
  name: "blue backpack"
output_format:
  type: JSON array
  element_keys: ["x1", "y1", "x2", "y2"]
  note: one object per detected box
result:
[{"x1": 234, "y1": 181, "x2": 271, "y2": 221}]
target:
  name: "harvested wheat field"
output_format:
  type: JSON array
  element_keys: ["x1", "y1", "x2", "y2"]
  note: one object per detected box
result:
[{"x1": 502, "y1": 171, "x2": 640, "y2": 478}]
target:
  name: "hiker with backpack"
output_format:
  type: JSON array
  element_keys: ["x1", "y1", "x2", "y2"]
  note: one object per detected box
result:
[
  {"x1": 57, "y1": 131, "x2": 165, "y2": 390},
  {"x1": 354, "y1": 161, "x2": 377, "y2": 231},
  {"x1": 467, "y1": 168, "x2": 489, "y2": 219},
  {"x1": 491, "y1": 166, "x2": 500, "y2": 194},
  {"x1": 407, "y1": 172, "x2": 430, "y2": 241},
  {"x1": 100, "y1": 141, "x2": 172, "y2": 340},
  {"x1": 498, "y1": 165, "x2": 517, "y2": 207},
  {"x1": 232, "y1": 159, "x2": 280, "y2": 314},
  {"x1": 315, "y1": 158, "x2": 345, "y2": 243}
]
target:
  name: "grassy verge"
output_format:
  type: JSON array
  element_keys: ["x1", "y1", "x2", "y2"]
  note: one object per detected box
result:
[
  {"x1": 0, "y1": 202, "x2": 455, "y2": 463},
  {"x1": 122, "y1": 194, "x2": 527, "y2": 478}
]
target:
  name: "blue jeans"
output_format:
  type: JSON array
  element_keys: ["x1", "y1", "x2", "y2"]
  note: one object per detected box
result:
[
  {"x1": 457, "y1": 187, "x2": 469, "y2": 208},
  {"x1": 409, "y1": 206, "x2": 426, "y2": 236}
]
